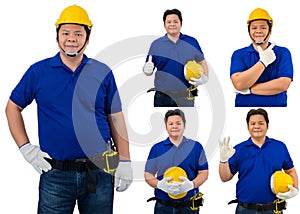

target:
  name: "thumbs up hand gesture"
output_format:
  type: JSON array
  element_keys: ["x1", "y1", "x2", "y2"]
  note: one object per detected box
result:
[{"x1": 143, "y1": 55, "x2": 155, "y2": 76}]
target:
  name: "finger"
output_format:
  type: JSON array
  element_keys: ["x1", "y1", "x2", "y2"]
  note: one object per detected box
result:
[
  {"x1": 164, "y1": 176, "x2": 173, "y2": 181},
  {"x1": 257, "y1": 45, "x2": 263, "y2": 52},
  {"x1": 267, "y1": 42, "x2": 276, "y2": 50},
  {"x1": 114, "y1": 176, "x2": 120, "y2": 187},
  {"x1": 224, "y1": 136, "x2": 230, "y2": 145},
  {"x1": 147, "y1": 55, "x2": 152, "y2": 62},
  {"x1": 178, "y1": 176, "x2": 187, "y2": 181}
]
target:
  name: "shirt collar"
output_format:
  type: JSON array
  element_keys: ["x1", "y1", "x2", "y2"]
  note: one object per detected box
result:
[
  {"x1": 162, "y1": 33, "x2": 185, "y2": 42},
  {"x1": 245, "y1": 136, "x2": 271, "y2": 147},
  {"x1": 246, "y1": 42, "x2": 271, "y2": 52},
  {"x1": 50, "y1": 52, "x2": 90, "y2": 68},
  {"x1": 163, "y1": 136, "x2": 187, "y2": 146}
]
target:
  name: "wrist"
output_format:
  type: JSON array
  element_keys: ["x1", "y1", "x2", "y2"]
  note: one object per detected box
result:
[
  {"x1": 259, "y1": 60, "x2": 267, "y2": 68},
  {"x1": 19, "y1": 142, "x2": 30, "y2": 149},
  {"x1": 220, "y1": 160, "x2": 228, "y2": 164}
]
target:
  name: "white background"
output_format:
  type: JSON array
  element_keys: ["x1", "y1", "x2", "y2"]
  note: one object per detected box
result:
[{"x1": 1, "y1": 0, "x2": 299, "y2": 213}]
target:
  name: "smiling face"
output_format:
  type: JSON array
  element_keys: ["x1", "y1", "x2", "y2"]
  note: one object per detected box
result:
[
  {"x1": 166, "y1": 115, "x2": 185, "y2": 139},
  {"x1": 249, "y1": 20, "x2": 271, "y2": 45},
  {"x1": 247, "y1": 114, "x2": 268, "y2": 142},
  {"x1": 164, "y1": 14, "x2": 182, "y2": 38},
  {"x1": 57, "y1": 24, "x2": 88, "y2": 56}
]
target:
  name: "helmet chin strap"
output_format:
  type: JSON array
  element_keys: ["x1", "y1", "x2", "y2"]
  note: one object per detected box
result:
[
  {"x1": 254, "y1": 30, "x2": 271, "y2": 45},
  {"x1": 58, "y1": 37, "x2": 88, "y2": 57}
]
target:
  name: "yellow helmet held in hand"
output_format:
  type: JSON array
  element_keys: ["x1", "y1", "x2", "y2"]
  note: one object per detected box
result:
[
  {"x1": 56, "y1": 4, "x2": 93, "y2": 28},
  {"x1": 164, "y1": 166, "x2": 188, "y2": 199},
  {"x1": 247, "y1": 8, "x2": 273, "y2": 26},
  {"x1": 184, "y1": 61, "x2": 204, "y2": 81},
  {"x1": 270, "y1": 171, "x2": 294, "y2": 195}
]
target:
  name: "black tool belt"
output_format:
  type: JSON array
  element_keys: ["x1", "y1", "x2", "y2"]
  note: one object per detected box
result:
[
  {"x1": 147, "y1": 87, "x2": 198, "y2": 99},
  {"x1": 147, "y1": 192, "x2": 204, "y2": 210},
  {"x1": 228, "y1": 199, "x2": 286, "y2": 213},
  {"x1": 45, "y1": 152, "x2": 119, "y2": 193}
]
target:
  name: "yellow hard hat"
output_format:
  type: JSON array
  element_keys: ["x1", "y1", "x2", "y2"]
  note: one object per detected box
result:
[
  {"x1": 247, "y1": 8, "x2": 273, "y2": 26},
  {"x1": 56, "y1": 4, "x2": 93, "y2": 28},
  {"x1": 164, "y1": 166, "x2": 188, "y2": 199},
  {"x1": 184, "y1": 61, "x2": 204, "y2": 81},
  {"x1": 270, "y1": 171, "x2": 294, "y2": 195}
]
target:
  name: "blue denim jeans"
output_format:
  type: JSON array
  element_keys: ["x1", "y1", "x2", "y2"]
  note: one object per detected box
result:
[
  {"x1": 154, "y1": 92, "x2": 194, "y2": 107},
  {"x1": 154, "y1": 201, "x2": 199, "y2": 214},
  {"x1": 235, "y1": 204, "x2": 278, "y2": 214},
  {"x1": 38, "y1": 169, "x2": 114, "y2": 214}
]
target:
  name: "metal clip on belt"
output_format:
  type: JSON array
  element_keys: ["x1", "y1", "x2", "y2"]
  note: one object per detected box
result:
[
  {"x1": 190, "y1": 192, "x2": 204, "y2": 210},
  {"x1": 101, "y1": 150, "x2": 119, "y2": 173}
]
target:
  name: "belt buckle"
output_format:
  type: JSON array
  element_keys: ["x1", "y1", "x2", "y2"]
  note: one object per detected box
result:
[{"x1": 75, "y1": 158, "x2": 88, "y2": 163}]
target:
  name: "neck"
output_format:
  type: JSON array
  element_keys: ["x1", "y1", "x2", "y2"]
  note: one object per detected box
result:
[
  {"x1": 169, "y1": 135, "x2": 183, "y2": 147},
  {"x1": 60, "y1": 52, "x2": 83, "y2": 72},
  {"x1": 251, "y1": 136, "x2": 266, "y2": 148},
  {"x1": 167, "y1": 33, "x2": 180, "y2": 43}
]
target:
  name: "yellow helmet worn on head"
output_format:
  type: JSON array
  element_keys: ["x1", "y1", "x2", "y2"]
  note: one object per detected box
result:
[
  {"x1": 247, "y1": 8, "x2": 273, "y2": 26},
  {"x1": 56, "y1": 4, "x2": 93, "y2": 28},
  {"x1": 270, "y1": 171, "x2": 294, "y2": 195},
  {"x1": 164, "y1": 166, "x2": 188, "y2": 199},
  {"x1": 184, "y1": 61, "x2": 204, "y2": 81}
]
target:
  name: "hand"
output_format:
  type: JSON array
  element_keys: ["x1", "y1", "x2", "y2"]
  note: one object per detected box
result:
[
  {"x1": 189, "y1": 73, "x2": 208, "y2": 86},
  {"x1": 276, "y1": 185, "x2": 298, "y2": 200},
  {"x1": 219, "y1": 137, "x2": 235, "y2": 163},
  {"x1": 175, "y1": 176, "x2": 194, "y2": 195},
  {"x1": 143, "y1": 55, "x2": 155, "y2": 76},
  {"x1": 257, "y1": 43, "x2": 276, "y2": 67},
  {"x1": 19, "y1": 142, "x2": 52, "y2": 174},
  {"x1": 157, "y1": 177, "x2": 180, "y2": 195},
  {"x1": 114, "y1": 161, "x2": 133, "y2": 192},
  {"x1": 234, "y1": 87, "x2": 251, "y2": 95}
]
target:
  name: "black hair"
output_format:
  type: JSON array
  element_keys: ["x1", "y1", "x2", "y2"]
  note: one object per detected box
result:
[
  {"x1": 246, "y1": 108, "x2": 269, "y2": 127},
  {"x1": 164, "y1": 109, "x2": 186, "y2": 125},
  {"x1": 163, "y1": 9, "x2": 182, "y2": 24}
]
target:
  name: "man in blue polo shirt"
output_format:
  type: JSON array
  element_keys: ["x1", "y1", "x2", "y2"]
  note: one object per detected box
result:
[
  {"x1": 145, "y1": 109, "x2": 208, "y2": 213},
  {"x1": 143, "y1": 9, "x2": 209, "y2": 107},
  {"x1": 230, "y1": 8, "x2": 293, "y2": 107},
  {"x1": 5, "y1": 5, "x2": 132, "y2": 214},
  {"x1": 219, "y1": 108, "x2": 298, "y2": 213}
]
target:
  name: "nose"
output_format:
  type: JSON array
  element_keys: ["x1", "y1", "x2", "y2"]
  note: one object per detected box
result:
[{"x1": 67, "y1": 37, "x2": 76, "y2": 42}]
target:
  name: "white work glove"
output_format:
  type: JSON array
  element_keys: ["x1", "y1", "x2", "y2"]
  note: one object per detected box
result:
[
  {"x1": 189, "y1": 73, "x2": 208, "y2": 86},
  {"x1": 175, "y1": 176, "x2": 194, "y2": 195},
  {"x1": 276, "y1": 185, "x2": 298, "y2": 200},
  {"x1": 234, "y1": 87, "x2": 251, "y2": 95},
  {"x1": 143, "y1": 55, "x2": 156, "y2": 76},
  {"x1": 157, "y1": 177, "x2": 180, "y2": 195},
  {"x1": 114, "y1": 161, "x2": 133, "y2": 192},
  {"x1": 19, "y1": 142, "x2": 52, "y2": 174},
  {"x1": 219, "y1": 137, "x2": 235, "y2": 163},
  {"x1": 257, "y1": 43, "x2": 276, "y2": 67}
]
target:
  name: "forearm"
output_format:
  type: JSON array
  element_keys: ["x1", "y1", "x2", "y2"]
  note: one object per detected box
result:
[
  {"x1": 199, "y1": 60, "x2": 209, "y2": 76},
  {"x1": 144, "y1": 172, "x2": 159, "y2": 188},
  {"x1": 5, "y1": 99, "x2": 29, "y2": 147},
  {"x1": 285, "y1": 167, "x2": 298, "y2": 189},
  {"x1": 108, "y1": 112, "x2": 130, "y2": 160},
  {"x1": 219, "y1": 162, "x2": 233, "y2": 182},
  {"x1": 193, "y1": 170, "x2": 208, "y2": 188},
  {"x1": 231, "y1": 62, "x2": 265, "y2": 90},
  {"x1": 251, "y1": 77, "x2": 292, "y2": 95}
]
